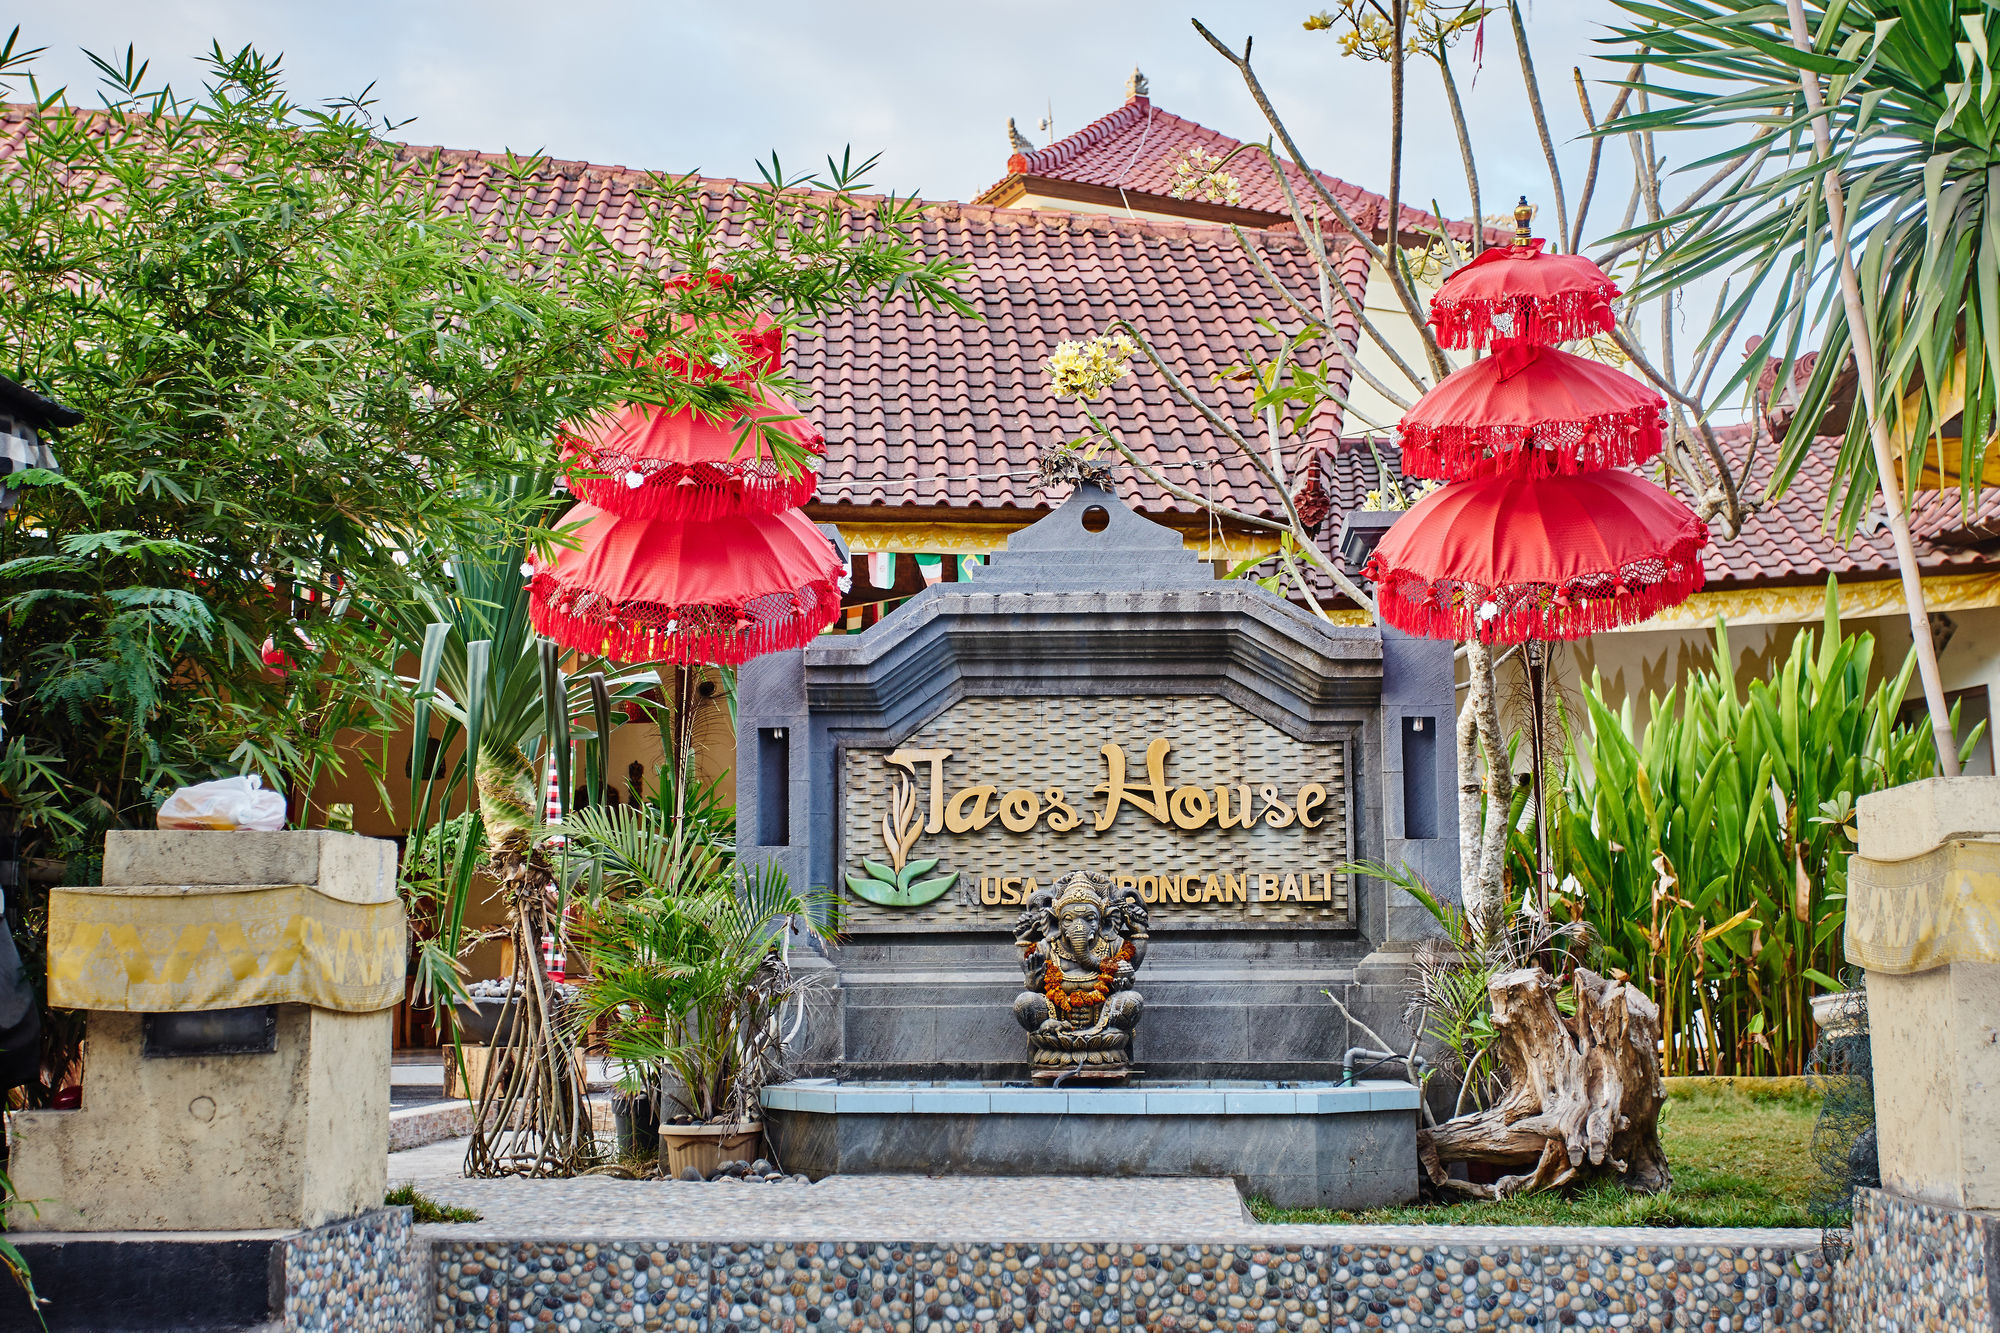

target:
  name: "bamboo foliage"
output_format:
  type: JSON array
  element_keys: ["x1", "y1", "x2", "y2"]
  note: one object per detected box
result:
[{"x1": 1545, "y1": 580, "x2": 1961, "y2": 1075}]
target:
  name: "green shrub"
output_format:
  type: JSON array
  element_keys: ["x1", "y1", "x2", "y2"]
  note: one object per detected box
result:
[
  {"x1": 384, "y1": 1184, "x2": 481, "y2": 1224},
  {"x1": 1546, "y1": 581, "x2": 1966, "y2": 1074}
]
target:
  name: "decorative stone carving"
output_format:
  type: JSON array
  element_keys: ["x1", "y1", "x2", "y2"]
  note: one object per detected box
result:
[{"x1": 1011, "y1": 871, "x2": 1149, "y2": 1081}]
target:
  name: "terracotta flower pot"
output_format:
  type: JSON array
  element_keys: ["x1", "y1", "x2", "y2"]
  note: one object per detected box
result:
[{"x1": 658, "y1": 1121, "x2": 763, "y2": 1179}]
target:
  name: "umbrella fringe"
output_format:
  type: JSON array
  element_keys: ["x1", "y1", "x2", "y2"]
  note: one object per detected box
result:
[
  {"x1": 1429, "y1": 288, "x2": 1619, "y2": 352},
  {"x1": 568, "y1": 468, "x2": 819, "y2": 522},
  {"x1": 528, "y1": 574, "x2": 845, "y2": 666},
  {"x1": 1398, "y1": 405, "x2": 1665, "y2": 481},
  {"x1": 1364, "y1": 521, "x2": 1710, "y2": 644}
]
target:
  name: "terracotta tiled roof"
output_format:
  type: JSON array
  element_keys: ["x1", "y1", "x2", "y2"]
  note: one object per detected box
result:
[
  {"x1": 801, "y1": 203, "x2": 1368, "y2": 521},
  {"x1": 0, "y1": 106, "x2": 1367, "y2": 527},
  {"x1": 14, "y1": 105, "x2": 1991, "y2": 600},
  {"x1": 977, "y1": 94, "x2": 1469, "y2": 243},
  {"x1": 1313, "y1": 430, "x2": 2000, "y2": 602},
  {"x1": 1688, "y1": 427, "x2": 2000, "y2": 587},
  {"x1": 367, "y1": 135, "x2": 1375, "y2": 521}
]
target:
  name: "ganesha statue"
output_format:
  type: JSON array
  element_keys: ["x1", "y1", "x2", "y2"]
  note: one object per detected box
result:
[{"x1": 1011, "y1": 870, "x2": 1150, "y2": 1081}]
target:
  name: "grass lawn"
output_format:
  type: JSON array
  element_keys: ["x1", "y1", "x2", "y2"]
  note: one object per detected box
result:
[{"x1": 1251, "y1": 1081, "x2": 1822, "y2": 1227}]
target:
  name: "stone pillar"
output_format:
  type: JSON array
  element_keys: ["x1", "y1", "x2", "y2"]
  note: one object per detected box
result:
[
  {"x1": 1843, "y1": 777, "x2": 2000, "y2": 1330},
  {"x1": 11, "y1": 831, "x2": 406, "y2": 1232}
]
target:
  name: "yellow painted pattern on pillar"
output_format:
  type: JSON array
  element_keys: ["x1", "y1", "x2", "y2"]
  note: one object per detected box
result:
[
  {"x1": 1846, "y1": 840, "x2": 2000, "y2": 974},
  {"x1": 47, "y1": 884, "x2": 407, "y2": 1014}
]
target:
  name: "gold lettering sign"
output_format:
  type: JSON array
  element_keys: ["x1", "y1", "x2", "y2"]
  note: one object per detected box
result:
[{"x1": 841, "y1": 695, "x2": 1353, "y2": 929}]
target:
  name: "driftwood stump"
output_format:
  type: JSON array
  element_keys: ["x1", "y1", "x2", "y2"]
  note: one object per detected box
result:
[{"x1": 1418, "y1": 966, "x2": 1671, "y2": 1200}]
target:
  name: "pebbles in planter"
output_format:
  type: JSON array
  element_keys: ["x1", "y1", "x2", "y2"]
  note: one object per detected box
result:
[{"x1": 688, "y1": 1157, "x2": 810, "y2": 1184}]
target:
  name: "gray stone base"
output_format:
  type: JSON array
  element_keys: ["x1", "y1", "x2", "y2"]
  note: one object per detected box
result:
[
  {"x1": 794, "y1": 935, "x2": 1424, "y2": 1087},
  {"x1": 762, "y1": 1081, "x2": 1418, "y2": 1210},
  {"x1": 1843, "y1": 1186, "x2": 2000, "y2": 1331}
]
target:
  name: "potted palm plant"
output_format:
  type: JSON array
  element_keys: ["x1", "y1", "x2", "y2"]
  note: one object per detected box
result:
[{"x1": 565, "y1": 791, "x2": 834, "y2": 1178}]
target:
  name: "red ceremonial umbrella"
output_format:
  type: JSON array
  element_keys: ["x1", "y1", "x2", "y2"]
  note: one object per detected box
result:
[
  {"x1": 1428, "y1": 202, "x2": 1622, "y2": 350},
  {"x1": 527, "y1": 504, "x2": 847, "y2": 665},
  {"x1": 1361, "y1": 469, "x2": 1708, "y2": 643},
  {"x1": 1397, "y1": 342, "x2": 1666, "y2": 481},
  {"x1": 560, "y1": 390, "x2": 825, "y2": 521}
]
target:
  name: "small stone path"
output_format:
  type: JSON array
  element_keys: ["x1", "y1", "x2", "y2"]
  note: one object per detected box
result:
[{"x1": 391, "y1": 1135, "x2": 1820, "y2": 1250}]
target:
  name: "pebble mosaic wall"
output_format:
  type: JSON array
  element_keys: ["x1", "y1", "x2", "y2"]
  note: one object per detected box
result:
[
  {"x1": 284, "y1": 1206, "x2": 427, "y2": 1332},
  {"x1": 427, "y1": 1233, "x2": 1838, "y2": 1332},
  {"x1": 1842, "y1": 1186, "x2": 1999, "y2": 1332}
]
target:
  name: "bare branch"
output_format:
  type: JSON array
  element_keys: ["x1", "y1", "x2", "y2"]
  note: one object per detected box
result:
[
  {"x1": 1233, "y1": 224, "x2": 1329, "y2": 327},
  {"x1": 1594, "y1": 143, "x2": 1767, "y2": 267},
  {"x1": 1506, "y1": 0, "x2": 1568, "y2": 252},
  {"x1": 1115, "y1": 317, "x2": 1264, "y2": 459},
  {"x1": 1279, "y1": 543, "x2": 1330, "y2": 618},
  {"x1": 1261, "y1": 152, "x2": 1433, "y2": 397},
  {"x1": 1230, "y1": 218, "x2": 1410, "y2": 422},
  {"x1": 1387, "y1": 0, "x2": 1410, "y2": 274},
  {"x1": 1617, "y1": 174, "x2": 1642, "y2": 238},
  {"x1": 1610, "y1": 324, "x2": 1745, "y2": 529},
  {"x1": 1097, "y1": 431, "x2": 1286, "y2": 534},
  {"x1": 1436, "y1": 49, "x2": 1484, "y2": 257},
  {"x1": 1086, "y1": 415, "x2": 1379, "y2": 615},
  {"x1": 1569, "y1": 67, "x2": 1634, "y2": 253},
  {"x1": 1191, "y1": 17, "x2": 1451, "y2": 379},
  {"x1": 1322, "y1": 986, "x2": 1394, "y2": 1057}
]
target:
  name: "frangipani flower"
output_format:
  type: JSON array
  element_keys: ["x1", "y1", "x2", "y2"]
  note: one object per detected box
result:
[{"x1": 1044, "y1": 332, "x2": 1140, "y2": 399}]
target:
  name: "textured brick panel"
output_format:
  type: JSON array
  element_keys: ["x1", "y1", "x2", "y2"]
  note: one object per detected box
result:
[{"x1": 839, "y1": 693, "x2": 1354, "y2": 930}]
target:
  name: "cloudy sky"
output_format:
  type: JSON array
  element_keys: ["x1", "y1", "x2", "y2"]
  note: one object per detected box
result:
[{"x1": 16, "y1": 1, "x2": 1637, "y2": 232}]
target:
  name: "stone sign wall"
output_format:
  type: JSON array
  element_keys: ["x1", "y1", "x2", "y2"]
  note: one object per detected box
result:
[
  {"x1": 734, "y1": 484, "x2": 1461, "y2": 1080},
  {"x1": 838, "y1": 694, "x2": 1354, "y2": 930}
]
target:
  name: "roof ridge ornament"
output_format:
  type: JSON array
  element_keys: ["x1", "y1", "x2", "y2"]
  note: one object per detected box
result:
[
  {"x1": 1126, "y1": 67, "x2": 1149, "y2": 101},
  {"x1": 1008, "y1": 117, "x2": 1036, "y2": 157}
]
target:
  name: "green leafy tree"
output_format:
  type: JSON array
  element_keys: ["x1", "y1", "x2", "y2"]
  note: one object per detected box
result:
[
  {"x1": 0, "y1": 33, "x2": 970, "y2": 850},
  {"x1": 0, "y1": 34, "x2": 968, "y2": 1156}
]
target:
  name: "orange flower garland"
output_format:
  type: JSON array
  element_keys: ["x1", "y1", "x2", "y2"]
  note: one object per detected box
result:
[{"x1": 1036, "y1": 941, "x2": 1134, "y2": 1014}]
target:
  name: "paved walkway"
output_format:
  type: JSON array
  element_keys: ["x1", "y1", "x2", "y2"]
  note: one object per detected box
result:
[
  {"x1": 390, "y1": 1136, "x2": 1821, "y2": 1249},
  {"x1": 393, "y1": 1136, "x2": 1256, "y2": 1242}
]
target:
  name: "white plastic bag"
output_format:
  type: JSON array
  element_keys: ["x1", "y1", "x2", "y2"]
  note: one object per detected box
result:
[{"x1": 156, "y1": 775, "x2": 287, "y2": 832}]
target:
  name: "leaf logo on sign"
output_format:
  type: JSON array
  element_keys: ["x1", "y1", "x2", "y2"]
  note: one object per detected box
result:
[{"x1": 845, "y1": 769, "x2": 960, "y2": 907}]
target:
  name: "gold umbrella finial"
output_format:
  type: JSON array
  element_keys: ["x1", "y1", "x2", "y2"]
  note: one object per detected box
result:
[{"x1": 1514, "y1": 196, "x2": 1535, "y2": 248}]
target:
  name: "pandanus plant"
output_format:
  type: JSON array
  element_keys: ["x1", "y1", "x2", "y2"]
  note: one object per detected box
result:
[{"x1": 391, "y1": 472, "x2": 653, "y2": 1176}]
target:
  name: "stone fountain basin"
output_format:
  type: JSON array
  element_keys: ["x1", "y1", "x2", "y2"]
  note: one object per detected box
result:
[{"x1": 759, "y1": 1079, "x2": 1419, "y2": 1210}]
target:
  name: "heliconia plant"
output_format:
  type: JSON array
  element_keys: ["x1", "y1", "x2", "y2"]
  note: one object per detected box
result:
[{"x1": 1543, "y1": 580, "x2": 1973, "y2": 1076}]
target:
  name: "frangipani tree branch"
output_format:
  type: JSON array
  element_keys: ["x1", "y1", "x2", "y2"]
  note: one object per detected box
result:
[
  {"x1": 1506, "y1": 0, "x2": 1569, "y2": 252},
  {"x1": 1073, "y1": 401, "x2": 1379, "y2": 617},
  {"x1": 1435, "y1": 48, "x2": 1483, "y2": 258},
  {"x1": 1255, "y1": 164, "x2": 1433, "y2": 400},
  {"x1": 1191, "y1": 17, "x2": 1452, "y2": 381}
]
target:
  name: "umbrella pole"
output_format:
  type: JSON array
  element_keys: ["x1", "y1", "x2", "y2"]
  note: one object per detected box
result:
[{"x1": 1526, "y1": 641, "x2": 1551, "y2": 931}]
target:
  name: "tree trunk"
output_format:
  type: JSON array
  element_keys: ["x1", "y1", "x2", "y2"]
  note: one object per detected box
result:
[
  {"x1": 1418, "y1": 967, "x2": 1671, "y2": 1199},
  {"x1": 463, "y1": 743, "x2": 595, "y2": 1177},
  {"x1": 1460, "y1": 640, "x2": 1510, "y2": 945}
]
